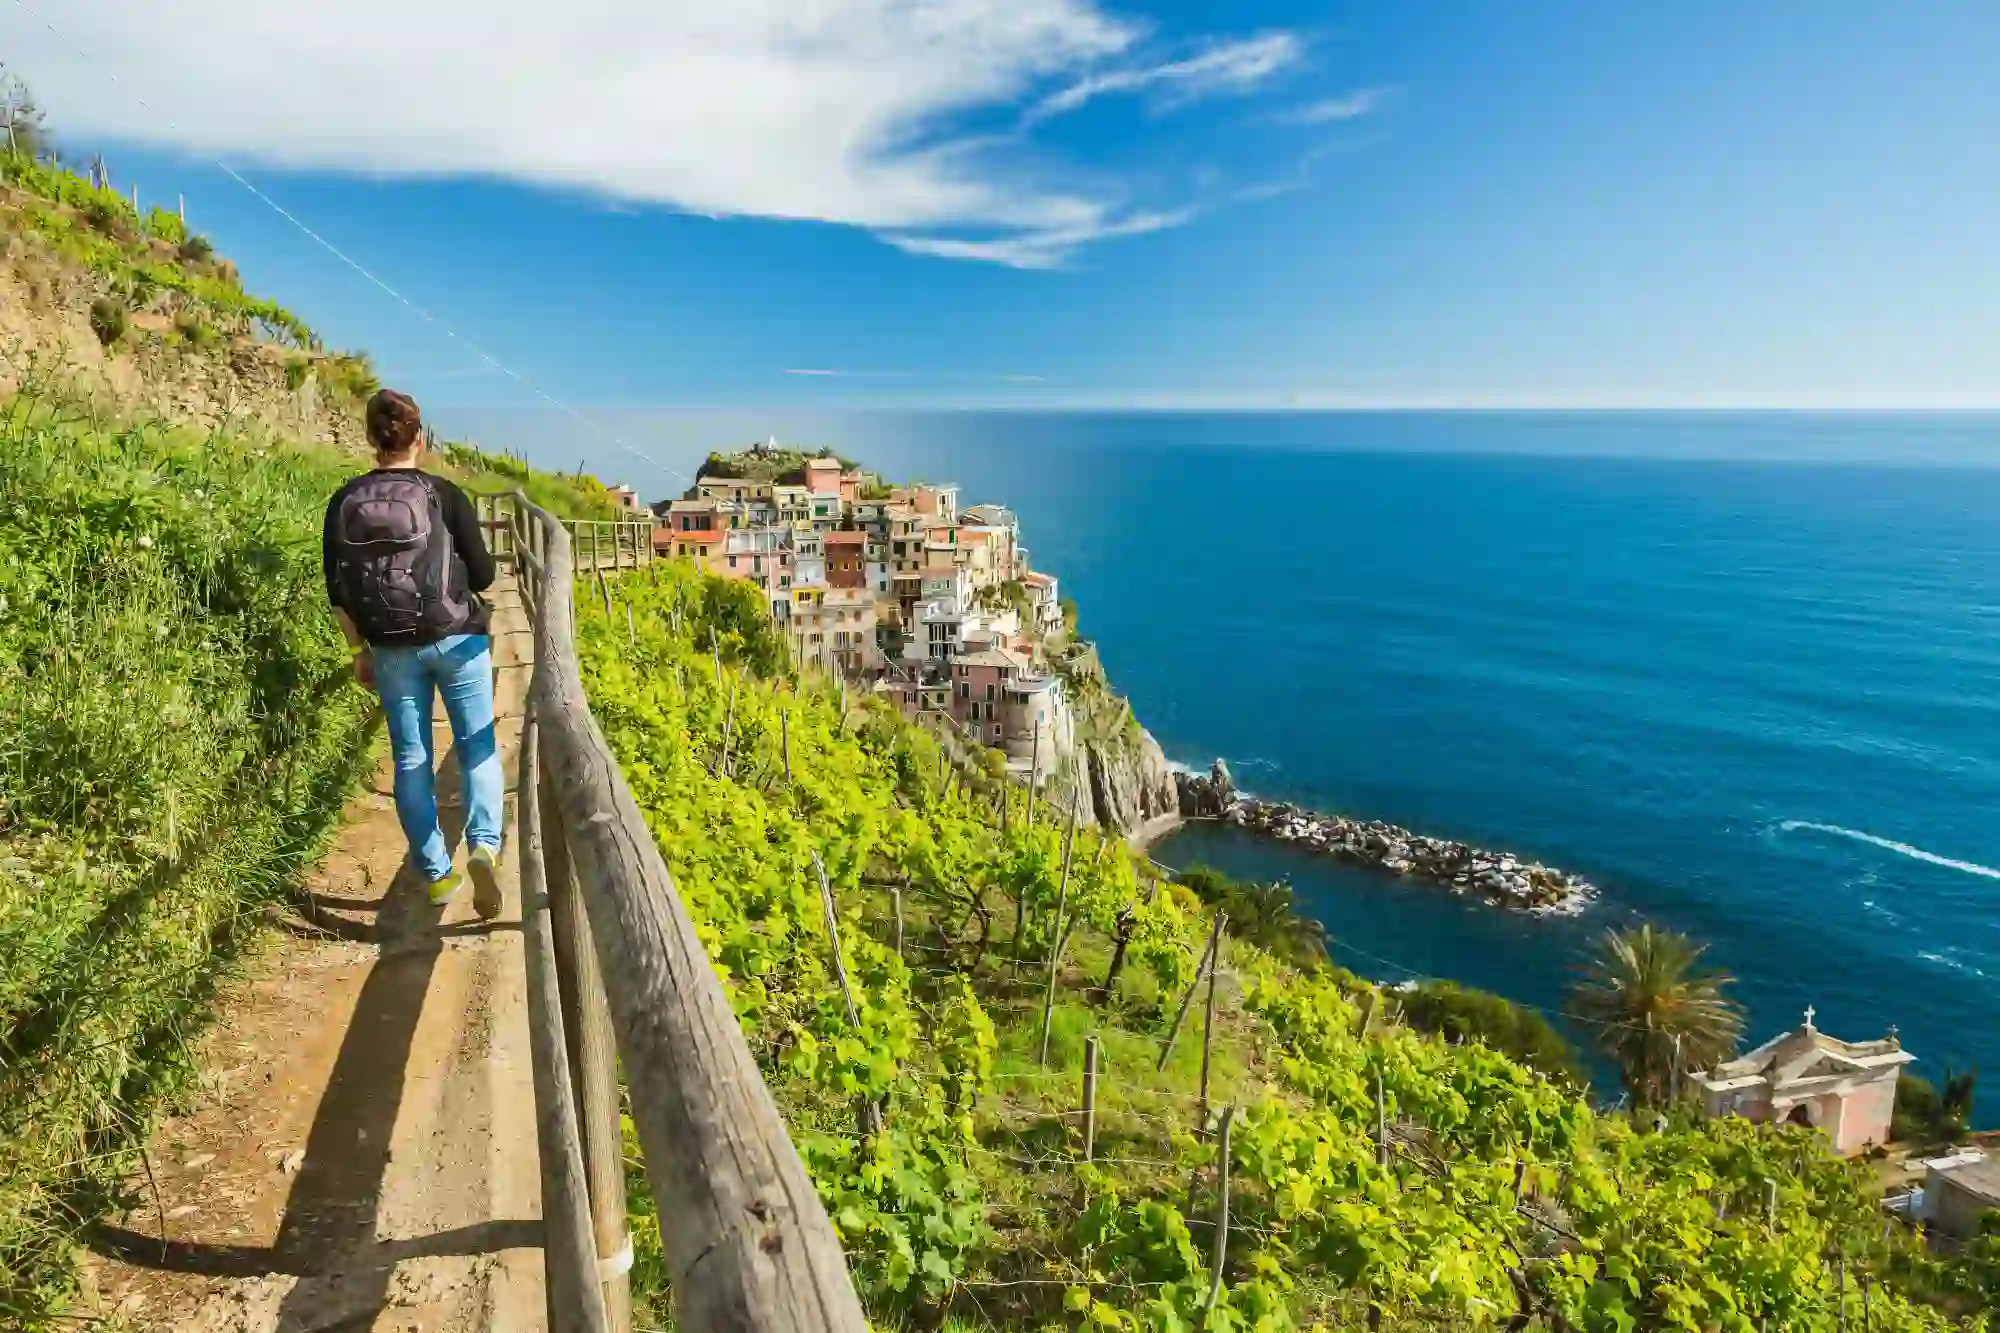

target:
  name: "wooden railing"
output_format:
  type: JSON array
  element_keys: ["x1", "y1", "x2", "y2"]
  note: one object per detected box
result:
[
  {"x1": 476, "y1": 496, "x2": 653, "y2": 574},
  {"x1": 492, "y1": 491, "x2": 867, "y2": 1333}
]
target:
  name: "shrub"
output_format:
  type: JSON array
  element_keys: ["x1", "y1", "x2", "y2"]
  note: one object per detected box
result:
[
  {"x1": 86, "y1": 296, "x2": 125, "y2": 346},
  {"x1": 1396, "y1": 978, "x2": 1587, "y2": 1088},
  {"x1": 173, "y1": 309, "x2": 218, "y2": 348},
  {"x1": 176, "y1": 233, "x2": 213, "y2": 264},
  {"x1": 142, "y1": 206, "x2": 186, "y2": 246}
]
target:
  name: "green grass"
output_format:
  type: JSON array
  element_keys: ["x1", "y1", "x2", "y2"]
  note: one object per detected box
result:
[{"x1": 0, "y1": 387, "x2": 383, "y2": 1322}]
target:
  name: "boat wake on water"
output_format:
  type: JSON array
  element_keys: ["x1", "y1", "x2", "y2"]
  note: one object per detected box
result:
[{"x1": 1778, "y1": 820, "x2": 2000, "y2": 881}]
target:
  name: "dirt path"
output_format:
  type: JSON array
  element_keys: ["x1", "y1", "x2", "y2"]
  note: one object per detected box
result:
[{"x1": 81, "y1": 574, "x2": 548, "y2": 1333}]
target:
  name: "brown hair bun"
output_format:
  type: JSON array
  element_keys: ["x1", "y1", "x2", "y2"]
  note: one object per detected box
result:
[{"x1": 366, "y1": 388, "x2": 424, "y2": 456}]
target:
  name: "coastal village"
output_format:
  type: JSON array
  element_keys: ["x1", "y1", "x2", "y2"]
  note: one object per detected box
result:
[{"x1": 640, "y1": 441, "x2": 1077, "y2": 783}]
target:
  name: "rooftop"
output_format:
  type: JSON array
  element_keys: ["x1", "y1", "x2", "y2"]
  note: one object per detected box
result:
[
  {"x1": 957, "y1": 646, "x2": 1033, "y2": 671},
  {"x1": 825, "y1": 530, "x2": 866, "y2": 546},
  {"x1": 1932, "y1": 1154, "x2": 2000, "y2": 1205},
  {"x1": 1695, "y1": 1009, "x2": 1914, "y2": 1092}
]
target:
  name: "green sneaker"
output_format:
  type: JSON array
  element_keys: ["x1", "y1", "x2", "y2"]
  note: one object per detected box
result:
[
  {"x1": 468, "y1": 844, "x2": 502, "y2": 920},
  {"x1": 428, "y1": 869, "x2": 462, "y2": 906}
]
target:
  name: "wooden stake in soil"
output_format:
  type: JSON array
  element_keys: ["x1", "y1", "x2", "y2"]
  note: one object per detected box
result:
[
  {"x1": 1025, "y1": 716, "x2": 1043, "y2": 827},
  {"x1": 1763, "y1": 1177, "x2": 1778, "y2": 1226},
  {"x1": 781, "y1": 707, "x2": 792, "y2": 782},
  {"x1": 711, "y1": 626, "x2": 721, "y2": 683},
  {"x1": 1080, "y1": 1034, "x2": 1101, "y2": 1162},
  {"x1": 1203, "y1": 1106, "x2": 1235, "y2": 1320},
  {"x1": 810, "y1": 852, "x2": 882, "y2": 1136},
  {"x1": 625, "y1": 598, "x2": 635, "y2": 648},
  {"x1": 1036, "y1": 797, "x2": 1083, "y2": 1067},
  {"x1": 1158, "y1": 911, "x2": 1226, "y2": 1072},
  {"x1": 892, "y1": 883, "x2": 905, "y2": 961},
  {"x1": 712, "y1": 672, "x2": 740, "y2": 777},
  {"x1": 1197, "y1": 925, "x2": 1224, "y2": 1126},
  {"x1": 1375, "y1": 1070, "x2": 1389, "y2": 1169},
  {"x1": 1836, "y1": 1259, "x2": 1847, "y2": 1333}
]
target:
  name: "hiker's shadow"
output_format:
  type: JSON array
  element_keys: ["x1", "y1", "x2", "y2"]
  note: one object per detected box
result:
[
  {"x1": 93, "y1": 729, "x2": 536, "y2": 1329},
  {"x1": 267, "y1": 729, "x2": 518, "y2": 1330}
]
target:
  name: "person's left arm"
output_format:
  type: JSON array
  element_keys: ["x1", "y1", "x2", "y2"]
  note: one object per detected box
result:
[
  {"x1": 437, "y1": 479, "x2": 497, "y2": 593},
  {"x1": 325, "y1": 489, "x2": 374, "y2": 686}
]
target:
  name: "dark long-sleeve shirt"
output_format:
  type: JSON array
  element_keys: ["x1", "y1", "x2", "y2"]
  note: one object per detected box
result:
[{"x1": 324, "y1": 469, "x2": 495, "y2": 643}]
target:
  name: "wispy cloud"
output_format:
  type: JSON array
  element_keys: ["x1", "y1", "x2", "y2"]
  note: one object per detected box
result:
[
  {"x1": 784, "y1": 368, "x2": 842, "y2": 377},
  {"x1": 12, "y1": 0, "x2": 1304, "y2": 268},
  {"x1": 1271, "y1": 86, "x2": 1393, "y2": 126},
  {"x1": 1024, "y1": 33, "x2": 1303, "y2": 126},
  {"x1": 1234, "y1": 133, "x2": 1388, "y2": 203},
  {"x1": 883, "y1": 207, "x2": 1196, "y2": 270}
]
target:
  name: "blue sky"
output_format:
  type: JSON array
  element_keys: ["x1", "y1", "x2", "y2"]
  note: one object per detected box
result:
[{"x1": 6, "y1": 2, "x2": 1998, "y2": 418}]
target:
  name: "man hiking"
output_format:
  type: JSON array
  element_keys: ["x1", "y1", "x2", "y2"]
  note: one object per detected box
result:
[{"x1": 324, "y1": 388, "x2": 503, "y2": 916}]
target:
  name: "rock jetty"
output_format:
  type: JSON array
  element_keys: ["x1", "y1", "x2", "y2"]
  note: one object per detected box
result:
[{"x1": 1172, "y1": 760, "x2": 1596, "y2": 917}]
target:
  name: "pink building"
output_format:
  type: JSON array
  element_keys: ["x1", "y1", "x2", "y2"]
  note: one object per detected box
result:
[{"x1": 1691, "y1": 1009, "x2": 1914, "y2": 1155}]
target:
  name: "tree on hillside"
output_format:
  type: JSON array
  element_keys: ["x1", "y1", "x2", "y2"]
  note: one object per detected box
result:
[
  {"x1": 1571, "y1": 923, "x2": 1742, "y2": 1108},
  {"x1": 1, "y1": 65, "x2": 48, "y2": 159}
]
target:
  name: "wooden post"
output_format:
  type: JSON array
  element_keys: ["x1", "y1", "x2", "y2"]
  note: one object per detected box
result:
[
  {"x1": 1512, "y1": 1159, "x2": 1527, "y2": 1207},
  {"x1": 1836, "y1": 1259, "x2": 1846, "y2": 1333},
  {"x1": 1763, "y1": 1177, "x2": 1778, "y2": 1226},
  {"x1": 1197, "y1": 925, "x2": 1224, "y2": 1127},
  {"x1": 781, "y1": 708, "x2": 792, "y2": 782},
  {"x1": 1081, "y1": 1035, "x2": 1100, "y2": 1163},
  {"x1": 1025, "y1": 716, "x2": 1043, "y2": 828},
  {"x1": 516, "y1": 717, "x2": 615, "y2": 1333},
  {"x1": 625, "y1": 598, "x2": 635, "y2": 649},
  {"x1": 1375, "y1": 1070, "x2": 1389, "y2": 1169},
  {"x1": 543, "y1": 763, "x2": 634, "y2": 1333},
  {"x1": 1037, "y1": 790, "x2": 1084, "y2": 1066},
  {"x1": 714, "y1": 672, "x2": 740, "y2": 778},
  {"x1": 711, "y1": 626, "x2": 721, "y2": 683},
  {"x1": 1158, "y1": 912, "x2": 1225, "y2": 1072},
  {"x1": 1861, "y1": 1274, "x2": 1872, "y2": 1331},
  {"x1": 810, "y1": 852, "x2": 882, "y2": 1136},
  {"x1": 178, "y1": 192, "x2": 185, "y2": 222},
  {"x1": 1203, "y1": 1106, "x2": 1235, "y2": 1319},
  {"x1": 892, "y1": 884, "x2": 904, "y2": 961}
]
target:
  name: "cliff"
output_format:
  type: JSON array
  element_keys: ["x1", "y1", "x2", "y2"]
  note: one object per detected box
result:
[{"x1": 1052, "y1": 643, "x2": 1180, "y2": 841}]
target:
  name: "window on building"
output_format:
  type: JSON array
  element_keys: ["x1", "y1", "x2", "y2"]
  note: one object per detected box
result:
[{"x1": 986, "y1": 684, "x2": 996, "y2": 702}]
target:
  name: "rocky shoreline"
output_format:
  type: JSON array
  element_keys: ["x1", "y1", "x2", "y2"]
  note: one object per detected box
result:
[{"x1": 1172, "y1": 760, "x2": 1597, "y2": 917}]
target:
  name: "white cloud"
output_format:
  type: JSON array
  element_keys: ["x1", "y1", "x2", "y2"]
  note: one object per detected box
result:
[
  {"x1": 1023, "y1": 32, "x2": 1303, "y2": 125},
  {"x1": 1272, "y1": 87, "x2": 1392, "y2": 125},
  {"x1": 784, "y1": 368, "x2": 843, "y2": 377},
  {"x1": 4, "y1": 0, "x2": 1299, "y2": 266}
]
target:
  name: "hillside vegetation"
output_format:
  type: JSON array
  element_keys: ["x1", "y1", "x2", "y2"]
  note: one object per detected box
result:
[
  {"x1": 579, "y1": 560, "x2": 1994, "y2": 1332},
  {"x1": 0, "y1": 139, "x2": 642, "y2": 1321}
]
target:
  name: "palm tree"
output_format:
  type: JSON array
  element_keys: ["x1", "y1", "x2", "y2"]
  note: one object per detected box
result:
[{"x1": 1571, "y1": 924, "x2": 1743, "y2": 1107}]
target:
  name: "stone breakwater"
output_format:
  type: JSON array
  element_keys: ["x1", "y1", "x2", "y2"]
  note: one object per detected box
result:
[{"x1": 1173, "y1": 760, "x2": 1597, "y2": 917}]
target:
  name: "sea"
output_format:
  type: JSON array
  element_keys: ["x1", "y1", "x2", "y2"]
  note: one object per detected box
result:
[{"x1": 466, "y1": 409, "x2": 2000, "y2": 1118}]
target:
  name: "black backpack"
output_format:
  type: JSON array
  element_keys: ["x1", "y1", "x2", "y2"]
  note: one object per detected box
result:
[{"x1": 332, "y1": 472, "x2": 475, "y2": 642}]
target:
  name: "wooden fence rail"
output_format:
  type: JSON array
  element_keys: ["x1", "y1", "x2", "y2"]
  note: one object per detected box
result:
[{"x1": 486, "y1": 492, "x2": 868, "y2": 1333}]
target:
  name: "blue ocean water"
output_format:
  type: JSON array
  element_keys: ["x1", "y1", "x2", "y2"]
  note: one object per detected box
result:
[{"x1": 477, "y1": 409, "x2": 2000, "y2": 1116}]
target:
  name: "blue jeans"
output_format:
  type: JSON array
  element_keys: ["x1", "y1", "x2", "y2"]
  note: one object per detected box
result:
[{"x1": 372, "y1": 634, "x2": 503, "y2": 881}]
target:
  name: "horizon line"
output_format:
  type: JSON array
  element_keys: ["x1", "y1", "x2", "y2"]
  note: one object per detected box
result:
[{"x1": 436, "y1": 396, "x2": 2000, "y2": 414}]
